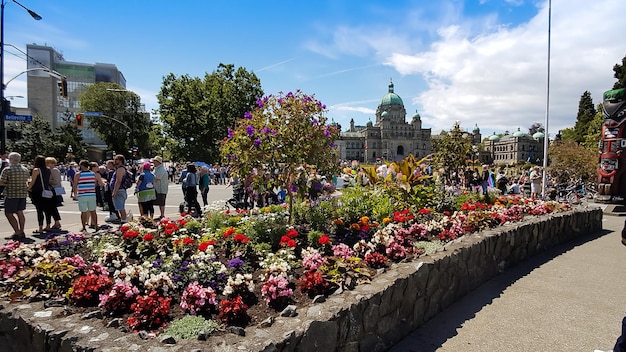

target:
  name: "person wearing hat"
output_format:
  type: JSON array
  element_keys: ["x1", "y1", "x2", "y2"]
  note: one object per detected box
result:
[{"x1": 152, "y1": 156, "x2": 168, "y2": 219}]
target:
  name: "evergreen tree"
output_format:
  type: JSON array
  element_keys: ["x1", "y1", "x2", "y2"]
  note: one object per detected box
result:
[
  {"x1": 612, "y1": 55, "x2": 626, "y2": 89},
  {"x1": 573, "y1": 91, "x2": 596, "y2": 143}
]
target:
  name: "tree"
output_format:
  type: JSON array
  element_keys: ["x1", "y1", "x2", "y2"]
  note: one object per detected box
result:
[
  {"x1": 51, "y1": 111, "x2": 87, "y2": 162},
  {"x1": 220, "y1": 90, "x2": 340, "y2": 220},
  {"x1": 570, "y1": 91, "x2": 596, "y2": 144},
  {"x1": 431, "y1": 122, "x2": 473, "y2": 182},
  {"x1": 612, "y1": 55, "x2": 626, "y2": 89},
  {"x1": 157, "y1": 64, "x2": 263, "y2": 162},
  {"x1": 79, "y1": 82, "x2": 150, "y2": 159},
  {"x1": 8, "y1": 115, "x2": 57, "y2": 162},
  {"x1": 548, "y1": 140, "x2": 596, "y2": 184},
  {"x1": 528, "y1": 122, "x2": 544, "y2": 136},
  {"x1": 580, "y1": 105, "x2": 604, "y2": 151}
]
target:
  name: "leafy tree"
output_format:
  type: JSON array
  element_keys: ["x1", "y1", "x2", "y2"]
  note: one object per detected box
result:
[
  {"x1": 570, "y1": 91, "x2": 596, "y2": 144},
  {"x1": 79, "y1": 82, "x2": 150, "y2": 159},
  {"x1": 157, "y1": 63, "x2": 263, "y2": 162},
  {"x1": 528, "y1": 122, "x2": 544, "y2": 135},
  {"x1": 431, "y1": 122, "x2": 473, "y2": 182},
  {"x1": 220, "y1": 90, "x2": 340, "y2": 220},
  {"x1": 612, "y1": 55, "x2": 626, "y2": 89},
  {"x1": 54, "y1": 111, "x2": 87, "y2": 160},
  {"x1": 548, "y1": 140, "x2": 596, "y2": 184},
  {"x1": 8, "y1": 115, "x2": 56, "y2": 162}
]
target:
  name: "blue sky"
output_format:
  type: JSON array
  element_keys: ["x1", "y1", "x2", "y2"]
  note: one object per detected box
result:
[{"x1": 4, "y1": 0, "x2": 626, "y2": 138}]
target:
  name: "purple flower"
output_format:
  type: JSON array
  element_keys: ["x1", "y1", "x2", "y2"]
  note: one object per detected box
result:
[
  {"x1": 312, "y1": 118, "x2": 319, "y2": 126},
  {"x1": 254, "y1": 138, "x2": 261, "y2": 147},
  {"x1": 227, "y1": 127, "x2": 233, "y2": 139},
  {"x1": 246, "y1": 125, "x2": 255, "y2": 137},
  {"x1": 324, "y1": 128, "x2": 330, "y2": 137},
  {"x1": 152, "y1": 258, "x2": 163, "y2": 268},
  {"x1": 289, "y1": 184, "x2": 297, "y2": 192},
  {"x1": 329, "y1": 142, "x2": 335, "y2": 147},
  {"x1": 227, "y1": 258, "x2": 244, "y2": 269},
  {"x1": 244, "y1": 111, "x2": 252, "y2": 119},
  {"x1": 256, "y1": 98, "x2": 264, "y2": 108}
]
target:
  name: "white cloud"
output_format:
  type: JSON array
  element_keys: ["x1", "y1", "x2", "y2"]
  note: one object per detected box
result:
[
  {"x1": 384, "y1": 0, "x2": 626, "y2": 134},
  {"x1": 332, "y1": 105, "x2": 376, "y2": 114}
]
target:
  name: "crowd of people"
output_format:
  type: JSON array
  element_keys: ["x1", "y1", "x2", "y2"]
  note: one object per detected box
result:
[{"x1": 445, "y1": 165, "x2": 546, "y2": 198}]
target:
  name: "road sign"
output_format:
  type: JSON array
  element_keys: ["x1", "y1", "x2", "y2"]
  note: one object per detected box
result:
[
  {"x1": 4, "y1": 114, "x2": 32, "y2": 122},
  {"x1": 83, "y1": 111, "x2": 103, "y2": 117}
]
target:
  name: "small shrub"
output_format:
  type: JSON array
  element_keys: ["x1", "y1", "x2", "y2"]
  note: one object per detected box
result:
[{"x1": 164, "y1": 315, "x2": 220, "y2": 340}]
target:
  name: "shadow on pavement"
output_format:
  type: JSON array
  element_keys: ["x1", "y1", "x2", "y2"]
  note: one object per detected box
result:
[{"x1": 390, "y1": 228, "x2": 613, "y2": 352}]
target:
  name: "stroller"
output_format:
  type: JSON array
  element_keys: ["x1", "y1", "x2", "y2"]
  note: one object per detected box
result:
[{"x1": 227, "y1": 184, "x2": 247, "y2": 210}]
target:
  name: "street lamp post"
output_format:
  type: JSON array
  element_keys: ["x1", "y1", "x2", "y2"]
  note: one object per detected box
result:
[{"x1": 0, "y1": 0, "x2": 41, "y2": 155}]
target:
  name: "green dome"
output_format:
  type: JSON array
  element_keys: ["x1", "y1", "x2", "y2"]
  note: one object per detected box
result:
[
  {"x1": 512, "y1": 128, "x2": 526, "y2": 138},
  {"x1": 379, "y1": 81, "x2": 404, "y2": 107},
  {"x1": 488, "y1": 132, "x2": 500, "y2": 142},
  {"x1": 412, "y1": 110, "x2": 421, "y2": 119},
  {"x1": 532, "y1": 131, "x2": 545, "y2": 139}
]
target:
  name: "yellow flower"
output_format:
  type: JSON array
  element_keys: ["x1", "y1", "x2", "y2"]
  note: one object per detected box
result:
[
  {"x1": 382, "y1": 217, "x2": 391, "y2": 224},
  {"x1": 360, "y1": 216, "x2": 370, "y2": 225}
]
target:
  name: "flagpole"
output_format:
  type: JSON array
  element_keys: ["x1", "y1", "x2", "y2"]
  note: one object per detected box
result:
[{"x1": 541, "y1": 0, "x2": 551, "y2": 198}]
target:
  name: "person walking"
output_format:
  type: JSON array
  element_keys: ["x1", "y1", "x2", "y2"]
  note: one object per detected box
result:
[
  {"x1": 199, "y1": 166, "x2": 210, "y2": 207},
  {"x1": 136, "y1": 161, "x2": 156, "y2": 219},
  {"x1": 45, "y1": 157, "x2": 63, "y2": 231},
  {"x1": 0, "y1": 152, "x2": 29, "y2": 240},
  {"x1": 183, "y1": 164, "x2": 201, "y2": 217},
  {"x1": 27, "y1": 155, "x2": 55, "y2": 234},
  {"x1": 103, "y1": 159, "x2": 120, "y2": 223},
  {"x1": 110, "y1": 155, "x2": 130, "y2": 225},
  {"x1": 67, "y1": 162, "x2": 77, "y2": 198},
  {"x1": 152, "y1": 156, "x2": 168, "y2": 219},
  {"x1": 72, "y1": 160, "x2": 101, "y2": 232},
  {"x1": 530, "y1": 166, "x2": 542, "y2": 198}
]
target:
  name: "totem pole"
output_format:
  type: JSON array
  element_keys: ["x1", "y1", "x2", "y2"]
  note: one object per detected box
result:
[{"x1": 597, "y1": 88, "x2": 626, "y2": 202}]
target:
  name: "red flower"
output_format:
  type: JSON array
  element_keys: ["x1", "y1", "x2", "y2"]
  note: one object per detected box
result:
[
  {"x1": 287, "y1": 239, "x2": 297, "y2": 248},
  {"x1": 223, "y1": 227, "x2": 236, "y2": 238},
  {"x1": 280, "y1": 235, "x2": 290, "y2": 244},
  {"x1": 142, "y1": 234, "x2": 154, "y2": 242},
  {"x1": 418, "y1": 208, "x2": 431, "y2": 214},
  {"x1": 234, "y1": 233, "x2": 249, "y2": 243},
  {"x1": 183, "y1": 237, "x2": 194, "y2": 245},
  {"x1": 120, "y1": 224, "x2": 130, "y2": 232},
  {"x1": 286, "y1": 229, "x2": 298, "y2": 238},
  {"x1": 318, "y1": 234, "x2": 331, "y2": 245},
  {"x1": 123, "y1": 230, "x2": 140, "y2": 239}
]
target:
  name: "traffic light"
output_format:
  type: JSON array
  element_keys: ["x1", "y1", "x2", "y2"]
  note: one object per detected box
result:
[
  {"x1": 58, "y1": 77, "x2": 68, "y2": 98},
  {"x1": 75, "y1": 114, "x2": 83, "y2": 127}
]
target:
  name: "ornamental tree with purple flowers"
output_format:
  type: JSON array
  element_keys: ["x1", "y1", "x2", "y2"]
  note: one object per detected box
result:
[{"x1": 221, "y1": 90, "x2": 340, "y2": 220}]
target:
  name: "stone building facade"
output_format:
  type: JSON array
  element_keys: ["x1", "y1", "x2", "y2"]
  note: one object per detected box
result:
[
  {"x1": 485, "y1": 128, "x2": 545, "y2": 165},
  {"x1": 336, "y1": 81, "x2": 432, "y2": 162}
]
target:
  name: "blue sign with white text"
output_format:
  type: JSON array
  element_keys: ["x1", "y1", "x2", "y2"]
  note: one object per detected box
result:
[{"x1": 5, "y1": 114, "x2": 33, "y2": 122}]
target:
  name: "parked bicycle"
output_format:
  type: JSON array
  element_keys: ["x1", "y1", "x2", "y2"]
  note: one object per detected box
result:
[{"x1": 554, "y1": 183, "x2": 587, "y2": 204}]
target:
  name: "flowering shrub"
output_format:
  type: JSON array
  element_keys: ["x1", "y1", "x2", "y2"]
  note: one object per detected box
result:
[
  {"x1": 364, "y1": 252, "x2": 388, "y2": 269},
  {"x1": 180, "y1": 281, "x2": 217, "y2": 315},
  {"x1": 127, "y1": 290, "x2": 171, "y2": 331},
  {"x1": 298, "y1": 271, "x2": 330, "y2": 297},
  {"x1": 218, "y1": 295, "x2": 250, "y2": 326},
  {"x1": 69, "y1": 272, "x2": 112, "y2": 306},
  {"x1": 99, "y1": 281, "x2": 140, "y2": 315},
  {"x1": 260, "y1": 273, "x2": 293, "y2": 306}
]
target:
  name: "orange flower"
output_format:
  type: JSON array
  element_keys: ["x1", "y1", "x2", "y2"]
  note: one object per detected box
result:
[
  {"x1": 382, "y1": 217, "x2": 391, "y2": 224},
  {"x1": 360, "y1": 216, "x2": 370, "y2": 225},
  {"x1": 334, "y1": 219, "x2": 344, "y2": 226},
  {"x1": 350, "y1": 223, "x2": 361, "y2": 231}
]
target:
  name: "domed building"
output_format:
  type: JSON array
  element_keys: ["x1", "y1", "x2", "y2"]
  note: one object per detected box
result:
[
  {"x1": 484, "y1": 127, "x2": 545, "y2": 165},
  {"x1": 336, "y1": 80, "x2": 432, "y2": 162}
]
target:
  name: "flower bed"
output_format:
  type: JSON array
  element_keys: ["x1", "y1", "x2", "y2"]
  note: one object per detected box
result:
[{"x1": 0, "y1": 192, "x2": 588, "y2": 351}]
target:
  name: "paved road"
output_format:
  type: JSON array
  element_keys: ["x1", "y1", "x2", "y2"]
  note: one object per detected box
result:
[
  {"x1": 391, "y1": 205, "x2": 626, "y2": 352},
  {"x1": 0, "y1": 180, "x2": 234, "y2": 244}
]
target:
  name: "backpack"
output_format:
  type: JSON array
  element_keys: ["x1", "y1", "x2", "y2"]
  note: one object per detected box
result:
[{"x1": 120, "y1": 170, "x2": 134, "y2": 189}]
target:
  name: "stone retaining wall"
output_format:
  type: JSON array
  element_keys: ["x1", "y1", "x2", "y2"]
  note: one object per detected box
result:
[{"x1": 0, "y1": 207, "x2": 603, "y2": 352}]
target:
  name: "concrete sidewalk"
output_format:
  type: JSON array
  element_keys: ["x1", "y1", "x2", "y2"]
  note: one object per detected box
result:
[{"x1": 391, "y1": 206, "x2": 626, "y2": 352}]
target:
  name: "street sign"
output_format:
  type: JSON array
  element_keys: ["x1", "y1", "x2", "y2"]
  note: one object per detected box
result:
[
  {"x1": 5, "y1": 114, "x2": 32, "y2": 122},
  {"x1": 83, "y1": 111, "x2": 103, "y2": 117}
]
